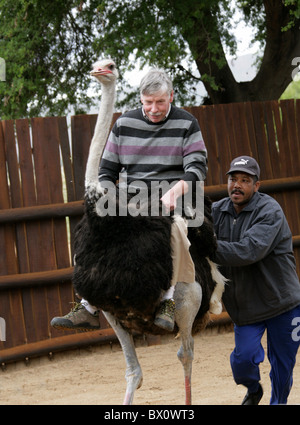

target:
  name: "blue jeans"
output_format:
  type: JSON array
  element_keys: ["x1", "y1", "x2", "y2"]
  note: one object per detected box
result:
[{"x1": 230, "y1": 304, "x2": 300, "y2": 404}]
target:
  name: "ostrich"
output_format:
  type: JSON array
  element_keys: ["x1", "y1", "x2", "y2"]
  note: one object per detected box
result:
[
  {"x1": 84, "y1": 59, "x2": 118, "y2": 201},
  {"x1": 72, "y1": 59, "x2": 226, "y2": 405}
]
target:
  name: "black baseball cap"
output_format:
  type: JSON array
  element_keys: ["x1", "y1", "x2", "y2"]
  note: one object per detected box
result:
[{"x1": 226, "y1": 156, "x2": 260, "y2": 179}]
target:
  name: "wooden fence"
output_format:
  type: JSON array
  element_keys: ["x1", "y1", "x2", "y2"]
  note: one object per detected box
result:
[{"x1": 0, "y1": 100, "x2": 299, "y2": 363}]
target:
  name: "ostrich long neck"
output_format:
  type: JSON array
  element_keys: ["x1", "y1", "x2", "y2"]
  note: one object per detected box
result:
[{"x1": 85, "y1": 81, "x2": 116, "y2": 188}]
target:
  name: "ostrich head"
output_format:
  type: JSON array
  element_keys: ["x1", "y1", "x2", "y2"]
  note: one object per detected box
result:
[{"x1": 90, "y1": 59, "x2": 119, "y2": 85}]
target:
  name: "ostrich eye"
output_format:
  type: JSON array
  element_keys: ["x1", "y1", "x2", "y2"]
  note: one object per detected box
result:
[{"x1": 108, "y1": 64, "x2": 115, "y2": 70}]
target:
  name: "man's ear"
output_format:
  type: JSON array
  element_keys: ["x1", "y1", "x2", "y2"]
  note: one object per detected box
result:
[{"x1": 254, "y1": 180, "x2": 260, "y2": 192}]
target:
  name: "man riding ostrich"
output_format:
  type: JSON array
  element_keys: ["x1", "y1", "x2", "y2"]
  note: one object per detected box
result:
[{"x1": 51, "y1": 59, "x2": 225, "y2": 404}]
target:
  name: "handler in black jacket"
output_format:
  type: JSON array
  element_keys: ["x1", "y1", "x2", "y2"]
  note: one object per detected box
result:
[{"x1": 212, "y1": 155, "x2": 300, "y2": 405}]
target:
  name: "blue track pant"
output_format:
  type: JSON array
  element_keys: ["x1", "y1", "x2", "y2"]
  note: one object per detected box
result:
[{"x1": 230, "y1": 304, "x2": 300, "y2": 404}]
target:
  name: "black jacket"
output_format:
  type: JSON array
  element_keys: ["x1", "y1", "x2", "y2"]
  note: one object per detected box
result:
[{"x1": 212, "y1": 192, "x2": 300, "y2": 325}]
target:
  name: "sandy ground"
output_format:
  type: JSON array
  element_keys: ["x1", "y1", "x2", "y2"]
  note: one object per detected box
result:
[{"x1": 0, "y1": 326, "x2": 299, "y2": 406}]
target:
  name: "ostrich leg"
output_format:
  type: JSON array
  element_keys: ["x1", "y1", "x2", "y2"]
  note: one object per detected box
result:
[
  {"x1": 103, "y1": 311, "x2": 143, "y2": 405},
  {"x1": 174, "y1": 281, "x2": 202, "y2": 405},
  {"x1": 177, "y1": 336, "x2": 194, "y2": 405}
]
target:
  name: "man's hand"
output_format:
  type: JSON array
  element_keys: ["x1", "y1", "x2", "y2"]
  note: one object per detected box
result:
[{"x1": 160, "y1": 180, "x2": 189, "y2": 213}]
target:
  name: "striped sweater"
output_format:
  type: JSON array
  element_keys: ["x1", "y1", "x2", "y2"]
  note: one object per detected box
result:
[{"x1": 99, "y1": 105, "x2": 207, "y2": 188}]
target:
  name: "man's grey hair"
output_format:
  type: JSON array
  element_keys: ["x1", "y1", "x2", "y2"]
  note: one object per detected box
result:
[{"x1": 140, "y1": 68, "x2": 173, "y2": 96}]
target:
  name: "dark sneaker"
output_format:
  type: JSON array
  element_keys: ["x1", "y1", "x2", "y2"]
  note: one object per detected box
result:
[
  {"x1": 50, "y1": 303, "x2": 100, "y2": 331},
  {"x1": 154, "y1": 299, "x2": 176, "y2": 331},
  {"x1": 241, "y1": 384, "x2": 263, "y2": 405}
]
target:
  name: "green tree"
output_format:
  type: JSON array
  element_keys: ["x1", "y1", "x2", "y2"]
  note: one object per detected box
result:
[
  {"x1": 0, "y1": 0, "x2": 300, "y2": 119},
  {"x1": 0, "y1": 0, "x2": 101, "y2": 118}
]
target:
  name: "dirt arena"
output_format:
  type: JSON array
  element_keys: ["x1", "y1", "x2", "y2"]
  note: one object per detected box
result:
[{"x1": 0, "y1": 326, "x2": 299, "y2": 405}]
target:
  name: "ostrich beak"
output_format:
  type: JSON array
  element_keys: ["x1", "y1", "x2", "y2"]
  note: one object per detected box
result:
[{"x1": 90, "y1": 68, "x2": 113, "y2": 77}]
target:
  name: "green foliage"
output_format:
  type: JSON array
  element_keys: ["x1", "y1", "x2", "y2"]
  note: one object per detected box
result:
[
  {"x1": 282, "y1": 0, "x2": 300, "y2": 30},
  {"x1": 0, "y1": 0, "x2": 103, "y2": 118},
  {"x1": 0, "y1": 0, "x2": 299, "y2": 118},
  {"x1": 0, "y1": 0, "x2": 237, "y2": 117}
]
